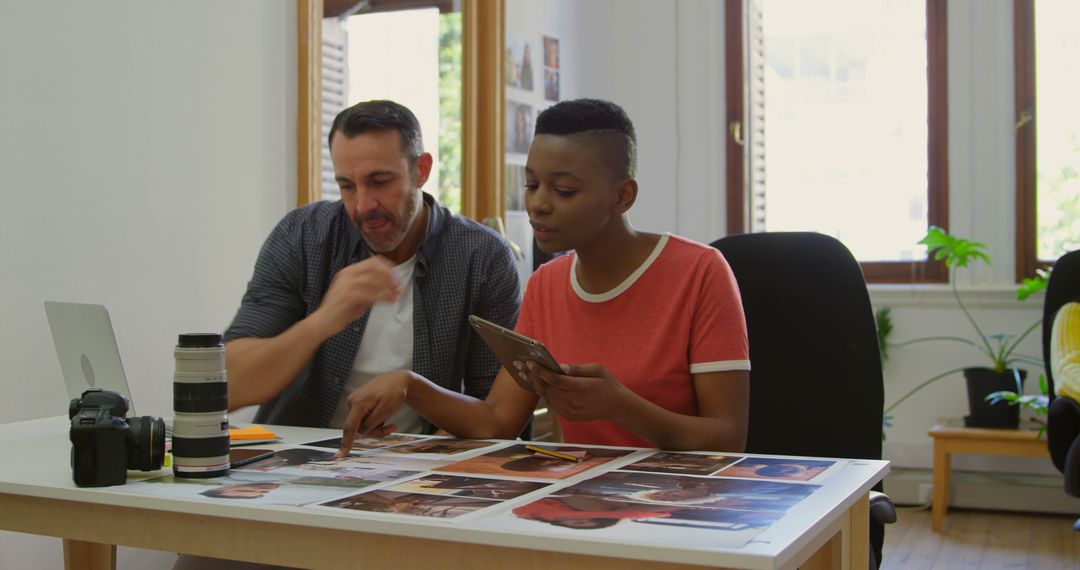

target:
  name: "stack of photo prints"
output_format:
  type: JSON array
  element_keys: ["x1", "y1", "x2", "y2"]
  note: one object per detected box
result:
[{"x1": 121, "y1": 433, "x2": 844, "y2": 549}]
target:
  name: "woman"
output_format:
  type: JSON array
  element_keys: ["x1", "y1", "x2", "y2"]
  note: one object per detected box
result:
[{"x1": 337, "y1": 98, "x2": 749, "y2": 453}]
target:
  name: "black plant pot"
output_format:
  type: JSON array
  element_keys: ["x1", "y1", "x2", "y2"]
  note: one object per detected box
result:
[{"x1": 963, "y1": 367, "x2": 1027, "y2": 429}]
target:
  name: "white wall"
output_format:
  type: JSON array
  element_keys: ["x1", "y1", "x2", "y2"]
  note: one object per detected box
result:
[
  {"x1": 0, "y1": 1, "x2": 295, "y2": 566},
  {"x1": 508, "y1": 0, "x2": 1050, "y2": 476}
]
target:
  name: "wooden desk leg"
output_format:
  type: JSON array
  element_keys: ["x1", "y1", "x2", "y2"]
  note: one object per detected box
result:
[
  {"x1": 63, "y1": 539, "x2": 116, "y2": 570},
  {"x1": 932, "y1": 440, "x2": 950, "y2": 533},
  {"x1": 801, "y1": 494, "x2": 867, "y2": 570}
]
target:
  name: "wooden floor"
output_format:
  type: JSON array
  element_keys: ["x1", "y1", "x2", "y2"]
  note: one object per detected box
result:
[{"x1": 881, "y1": 507, "x2": 1080, "y2": 569}]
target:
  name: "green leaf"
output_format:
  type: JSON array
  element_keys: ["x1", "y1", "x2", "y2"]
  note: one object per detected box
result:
[
  {"x1": 875, "y1": 307, "x2": 894, "y2": 363},
  {"x1": 1016, "y1": 268, "x2": 1050, "y2": 300},
  {"x1": 918, "y1": 226, "x2": 991, "y2": 269}
]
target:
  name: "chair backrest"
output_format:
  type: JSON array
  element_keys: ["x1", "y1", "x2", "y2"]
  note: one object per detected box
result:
[
  {"x1": 710, "y1": 232, "x2": 884, "y2": 461},
  {"x1": 1043, "y1": 249, "x2": 1080, "y2": 400}
]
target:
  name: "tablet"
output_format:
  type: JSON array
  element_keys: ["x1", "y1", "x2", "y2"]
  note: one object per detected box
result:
[{"x1": 469, "y1": 315, "x2": 561, "y2": 374}]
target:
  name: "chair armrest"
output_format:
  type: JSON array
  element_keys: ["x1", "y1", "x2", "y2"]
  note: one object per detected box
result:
[
  {"x1": 1049, "y1": 396, "x2": 1080, "y2": 473},
  {"x1": 868, "y1": 490, "x2": 897, "y2": 525}
]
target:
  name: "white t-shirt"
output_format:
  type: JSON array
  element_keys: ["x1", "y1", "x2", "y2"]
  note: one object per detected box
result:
[{"x1": 329, "y1": 256, "x2": 423, "y2": 432}]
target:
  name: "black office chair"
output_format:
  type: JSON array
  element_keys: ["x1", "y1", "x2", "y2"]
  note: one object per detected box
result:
[
  {"x1": 1043, "y1": 249, "x2": 1080, "y2": 529},
  {"x1": 710, "y1": 232, "x2": 894, "y2": 569}
]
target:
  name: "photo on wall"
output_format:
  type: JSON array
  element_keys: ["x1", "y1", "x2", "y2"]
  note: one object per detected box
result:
[
  {"x1": 505, "y1": 37, "x2": 534, "y2": 91},
  {"x1": 506, "y1": 101, "x2": 534, "y2": 154},
  {"x1": 542, "y1": 34, "x2": 560, "y2": 101},
  {"x1": 504, "y1": 163, "x2": 526, "y2": 211}
]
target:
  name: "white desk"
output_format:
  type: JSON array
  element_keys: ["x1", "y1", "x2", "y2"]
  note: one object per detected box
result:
[{"x1": 0, "y1": 416, "x2": 888, "y2": 570}]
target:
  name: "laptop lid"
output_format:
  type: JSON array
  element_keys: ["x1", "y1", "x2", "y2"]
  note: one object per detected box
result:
[{"x1": 44, "y1": 301, "x2": 138, "y2": 416}]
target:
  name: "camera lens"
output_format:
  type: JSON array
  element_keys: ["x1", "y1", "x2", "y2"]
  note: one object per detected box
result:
[
  {"x1": 126, "y1": 415, "x2": 166, "y2": 471},
  {"x1": 172, "y1": 333, "x2": 229, "y2": 478}
]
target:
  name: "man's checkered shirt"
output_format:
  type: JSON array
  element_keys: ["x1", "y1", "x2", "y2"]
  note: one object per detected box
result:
[{"x1": 225, "y1": 193, "x2": 521, "y2": 429}]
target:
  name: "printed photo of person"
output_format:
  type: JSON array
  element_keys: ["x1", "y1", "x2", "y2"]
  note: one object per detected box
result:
[
  {"x1": 512, "y1": 493, "x2": 784, "y2": 533},
  {"x1": 543, "y1": 35, "x2": 559, "y2": 69},
  {"x1": 505, "y1": 38, "x2": 533, "y2": 91},
  {"x1": 302, "y1": 434, "x2": 429, "y2": 451},
  {"x1": 542, "y1": 34, "x2": 559, "y2": 101},
  {"x1": 631, "y1": 507, "x2": 782, "y2": 532},
  {"x1": 544, "y1": 68, "x2": 559, "y2": 102},
  {"x1": 387, "y1": 474, "x2": 549, "y2": 500},
  {"x1": 504, "y1": 163, "x2": 526, "y2": 211},
  {"x1": 512, "y1": 493, "x2": 681, "y2": 530},
  {"x1": 562, "y1": 471, "x2": 818, "y2": 512},
  {"x1": 124, "y1": 471, "x2": 356, "y2": 507},
  {"x1": 385, "y1": 438, "x2": 497, "y2": 456},
  {"x1": 620, "y1": 452, "x2": 741, "y2": 476},
  {"x1": 721, "y1": 457, "x2": 836, "y2": 482},
  {"x1": 506, "y1": 102, "x2": 534, "y2": 154},
  {"x1": 439, "y1": 444, "x2": 630, "y2": 480},
  {"x1": 321, "y1": 490, "x2": 499, "y2": 519},
  {"x1": 238, "y1": 448, "x2": 338, "y2": 472}
]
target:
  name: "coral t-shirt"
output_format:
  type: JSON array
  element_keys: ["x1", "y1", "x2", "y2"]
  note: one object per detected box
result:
[{"x1": 516, "y1": 233, "x2": 750, "y2": 447}]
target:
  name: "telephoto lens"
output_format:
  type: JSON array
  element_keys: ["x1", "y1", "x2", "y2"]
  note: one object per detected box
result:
[{"x1": 172, "y1": 333, "x2": 230, "y2": 478}]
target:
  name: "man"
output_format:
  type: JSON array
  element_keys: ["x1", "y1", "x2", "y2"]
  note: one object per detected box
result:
[{"x1": 225, "y1": 99, "x2": 520, "y2": 432}]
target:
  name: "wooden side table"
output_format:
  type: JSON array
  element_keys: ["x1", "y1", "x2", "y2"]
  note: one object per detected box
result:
[{"x1": 927, "y1": 418, "x2": 1049, "y2": 532}]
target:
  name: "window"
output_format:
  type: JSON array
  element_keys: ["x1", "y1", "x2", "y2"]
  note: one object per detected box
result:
[
  {"x1": 295, "y1": 0, "x2": 504, "y2": 221},
  {"x1": 726, "y1": 0, "x2": 948, "y2": 283},
  {"x1": 318, "y1": 7, "x2": 461, "y2": 211},
  {"x1": 1015, "y1": 0, "x2": 1080, "y2": 280}
]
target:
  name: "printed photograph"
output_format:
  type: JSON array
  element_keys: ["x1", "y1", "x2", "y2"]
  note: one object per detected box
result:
[
  {"x1": 385, "y1": 438, "x2": 498, "y2": 456},
  {"x1": 542, "y1": 34, "x2": 559, "y2": 101},
  {"x1": 387, "y1": 474, "x2": 549, "y2": 500},
  {"x1": 302, "y1": 434, "x2": 429, "y2": 451},
  {"x1": 721, "y1": 457, "x2": 837, "y2": 481},
  {"x1": 542, "y1": 34, "x2": 559, "y2": 69},
  {"x1": 506, "y1": 101, "x2": 534, "y2": 154},
  {"x1": 628, "y1": 508, "x2": 783, "y2": 532},
  {"x1": 562, "y1": 471, "x2": 819, "y2": 512},
  {"x1": 122, "y1": 471, "x2": 358, "y2": 507},
  {"x1": 620, "y1": 452, "x2": 741, "y2": 476},
  {"x1": 504, "y1": 37, "x2": 534, "y2": 91},
  {"x1": 504, "y1": 163, "x2": 526, "y2": 211},
  {"x1": 320, "y1": 490, "x2": 499, "y2": 519},
  {"x1": 239, "y1": 448, "x2": 340, "y2": 471},
  {"x1": 438, "y1": 444, "x2": 630, "y2": 480},
  {"x1": 511, "y1": 493, "x2": 785, "y2": 531},
  {"x1": 544, "y1": 68, "x2": 560, "y2": 102}
]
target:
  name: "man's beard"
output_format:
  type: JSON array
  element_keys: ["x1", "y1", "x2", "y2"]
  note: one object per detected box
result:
[{"x1": 356, "y1": 188, "x2": 422, "y2": 253}]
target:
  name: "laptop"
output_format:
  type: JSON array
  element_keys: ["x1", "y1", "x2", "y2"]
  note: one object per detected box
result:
[{"x1": 44, "y1": 301, "x2": 140, "y2": 417}]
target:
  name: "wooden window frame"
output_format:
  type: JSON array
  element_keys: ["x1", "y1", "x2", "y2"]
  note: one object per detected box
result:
[
  {"x1": 295, "y1": 0, "x2": 504, "y2": 221},
  {"x1": 1014, "y1": 0, "x2": 1046, "y2": 281},
  {"x1": 724, "y1": 0, "x2": 949, "y2": 283}
]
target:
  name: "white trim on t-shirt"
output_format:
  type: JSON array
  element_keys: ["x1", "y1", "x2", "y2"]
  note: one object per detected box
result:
[
  {"x1": 690, "y1": 360, "x2": 752, "y2": 374},
  {"x1": 570, "y1": 233, "x2": 671, "y2": 303}
]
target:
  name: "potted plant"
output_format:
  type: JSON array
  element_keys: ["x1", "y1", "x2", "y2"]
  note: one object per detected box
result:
[
  {"x1": 882, "y1": 227, "x2": 1047, "y2": 429},
  {"x1": 987, "y1": 375, "x2": 1050, "y2": 438}
]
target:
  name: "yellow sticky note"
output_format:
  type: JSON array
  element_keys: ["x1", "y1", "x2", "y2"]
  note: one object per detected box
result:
[{"x1": 229, "y1": 425, "x2": 278, "y2": 441}]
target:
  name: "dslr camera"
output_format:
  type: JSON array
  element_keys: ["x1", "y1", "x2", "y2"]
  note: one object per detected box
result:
[{"x1": 69, "y1": 388, "x2": 166, "y2": 487}]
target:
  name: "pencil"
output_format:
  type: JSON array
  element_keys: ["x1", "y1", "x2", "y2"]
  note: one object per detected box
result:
[{"x1": 526, "y1": 444, "x2": 581, "y2": 463}]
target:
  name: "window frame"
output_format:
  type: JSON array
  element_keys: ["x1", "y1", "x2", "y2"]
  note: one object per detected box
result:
[
  {"x1": 1013, "y1": 0, "x2": 1051, "y2": 281},
  {"x1": 724, "y1": 0, "x2": 949, "y2": 284},
  {"x1": 295, "y1": 0, "x2": 504, "y2": 221}
]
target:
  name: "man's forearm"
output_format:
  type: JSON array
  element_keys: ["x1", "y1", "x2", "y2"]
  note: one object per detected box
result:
[{"x1": 226, "y1": 316, "x2": 336, "y2": 410}]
